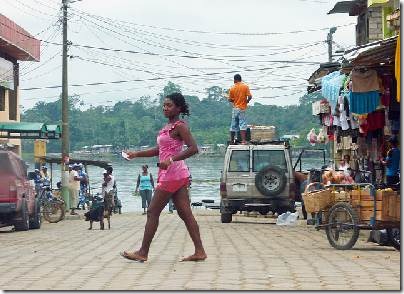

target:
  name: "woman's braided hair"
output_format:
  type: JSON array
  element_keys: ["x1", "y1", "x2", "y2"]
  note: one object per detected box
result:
[{"x1": 166, "y1": 92, "x2": 190, "y2": 116}]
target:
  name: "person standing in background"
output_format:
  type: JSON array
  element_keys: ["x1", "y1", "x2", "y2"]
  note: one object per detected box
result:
[
  {"x1": 77, "y1": 163, "x2": 88, "y2": 210},
  {"x1": 381, "y1": 136, "x2": 400, "y2": 186},
  {"x1": 102, "y1": 166, "x2": 115, "y2": 214},
  {"x1": 68, "y1": 164, "x2": 81, "y2": 215},
  {"x1": 135, "y1": 165, "x2": 155, "y2": 215}
]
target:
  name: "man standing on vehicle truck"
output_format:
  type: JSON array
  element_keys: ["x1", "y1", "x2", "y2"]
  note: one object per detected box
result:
[{"x1": 228, "y1": 74, "x2": 252, "y2": 145}]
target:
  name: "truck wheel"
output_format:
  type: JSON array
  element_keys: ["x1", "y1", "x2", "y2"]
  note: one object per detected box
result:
[
  {"x1": 255, "y1": 166, "x2": 287, "y2": 197},
  {"x1": 15, "y1": 199, "x2": 30, "y2": 231},
  {"x1": 221, "y1": 213, "x2": 232, "y2": 223},
  {"x1": 29, "y1": 199, "x2": 41, "y2": 229}
]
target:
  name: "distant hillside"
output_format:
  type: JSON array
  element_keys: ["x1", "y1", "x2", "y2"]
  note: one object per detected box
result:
[{"x1": 21, "y1": 82, "x2": 321, "y2": 153}]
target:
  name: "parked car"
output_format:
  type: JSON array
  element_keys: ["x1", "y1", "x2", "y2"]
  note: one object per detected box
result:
[
  {"x1": 219, "y1": 141, "x2": 296, "y2": 223},
  {"x1": 0, "y1": 151, "x2": 40, "y2": 230}
]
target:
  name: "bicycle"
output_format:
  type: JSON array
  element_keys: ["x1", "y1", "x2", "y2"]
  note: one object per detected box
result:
[{"x1": 38, "y1": 185, "x2": 66, "y2": 223}]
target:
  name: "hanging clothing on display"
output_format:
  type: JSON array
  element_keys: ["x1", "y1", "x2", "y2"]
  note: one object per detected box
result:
[
  {"x1": 322, "y1": 113, "x2": 333, "y2": 127},
  {"x1": 333, "y1": 115, "x2": 341, "y2": 127},
  {"x1": 380, "y1": 74, "x2": 392, "y2": 107},
  {"x1": 388, "y1": 78, "x2": 400, "y2": 121},
  {"x1": 349, "y1": 91, "x2": 380, "y2": 114},
  {"x1": 358, "y1": 115, "x2": 369, "y2": 135},
  {"x1": 366, "y1": 109, "x2": 385, "y2": 131},
  {"x1": 339, "y1": 106, "x2": 350, "y2": 130},
  {"x1": 349, "y1": 68, "x2": 381, "y2": 115},
  {"x1": 349, "y1": 113, "x2": 360, "y2": 129},
  {"x1": 321, "y1": 71, "x2": 345, "y2": 111},
  {"x1": 351, "y1": 68, "x2": 380, "y2": 92}
]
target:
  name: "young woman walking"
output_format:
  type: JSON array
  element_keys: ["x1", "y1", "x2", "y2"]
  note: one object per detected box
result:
[
  {"x1": 135, "y1": 165, "x2": 154, "y2": 215},
  {"x1": 121, "y1": 93, "x2": 207, "y2": 262}
]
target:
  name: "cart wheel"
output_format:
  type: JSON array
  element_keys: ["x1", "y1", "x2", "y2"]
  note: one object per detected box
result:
[
  {"x1": 325, "y1": 202, "x2": 359, "y2": 250},
  {"x1": 386, "y1": 228, "x2": 400, "y2": 250}
]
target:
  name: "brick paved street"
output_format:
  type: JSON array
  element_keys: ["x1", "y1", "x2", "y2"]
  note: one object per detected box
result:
[{"x1": 0, "y1": 210, "x2": 400, "y2": 290}]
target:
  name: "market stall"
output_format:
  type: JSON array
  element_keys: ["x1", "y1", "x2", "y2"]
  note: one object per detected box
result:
[
  {"x1": 310, "y1": 36, "x2": 400, "y2": 187},
  {"x1": 303, "y1": 35, "x2": 400, "y2": 250}
]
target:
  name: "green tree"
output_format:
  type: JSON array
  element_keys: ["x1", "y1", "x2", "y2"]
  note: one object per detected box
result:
[{"x1": 21, "y1": 82, "x2": 319, "y2": 153}]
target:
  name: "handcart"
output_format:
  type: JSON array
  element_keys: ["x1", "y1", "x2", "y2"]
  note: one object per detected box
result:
[{"x1": 314, "y1": 183, "x2": 400, "y2": 250}]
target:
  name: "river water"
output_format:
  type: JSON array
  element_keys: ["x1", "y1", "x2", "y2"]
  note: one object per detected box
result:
[{"x1": 27, "y1": 155, "x2": 325, "y2": 212}]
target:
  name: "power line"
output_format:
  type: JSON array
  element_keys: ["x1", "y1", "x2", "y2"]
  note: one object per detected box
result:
[
  {"x1": 70, "y1": 8, "x2": 354, "y2": 36},
  {"x1": 21, "y1": 64, "x2": 62, "y2": 81},
  {"x1": 67, "y1": 13, "x2": 326, "y2": 82},
  {"x1": 71, "y1": 55, "x2": 312, "y2": 86},
  {"x1": 21, "y1": 50, "x2": 61, "y2": 76},
  {"x1": 68, "y1": 10, "x2": 220, "y2": 78},
  {"x1": 43, "y1": 40, "x2": 322, "y2": 65},
  {"x1": 20, "y1": 64, "x2": 311, "y2": 91},
  {"x1": 70, "y1": 9, "x2": 326, "y2": 61},
  {"x1": 71, "y1": 8, "x2": 327, "y2": 52},
  {"x1": 23, "y1": 84, "x2": 306, "y2": 102}
]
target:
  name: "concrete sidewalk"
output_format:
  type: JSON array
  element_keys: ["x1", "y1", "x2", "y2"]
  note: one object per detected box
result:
[{"x1": 0, "y1": 211, "x2": 400, "y2": 290}]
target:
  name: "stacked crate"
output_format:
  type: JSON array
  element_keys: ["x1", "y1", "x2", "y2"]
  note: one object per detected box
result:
[
  {"x1": 249, "y1": 125, "x2": 276, "y2": 142},
  {"x1": 350, "y1": 189, "x2": 400, "y2": 221},
  {"x1": 332, "y1": 190, "x2": 350, "y2": 202}
]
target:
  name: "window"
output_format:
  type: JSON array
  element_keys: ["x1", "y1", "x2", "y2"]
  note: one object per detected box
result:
[
  {"x1": 0, "y1": 87, "x2": 5, "y2": 111},
  {"x1": 253, "y1": 150, "x2": 286, "y2": 172},
  {"x1": 229, "y1": 150, "x2": 250, "y2": 172}
]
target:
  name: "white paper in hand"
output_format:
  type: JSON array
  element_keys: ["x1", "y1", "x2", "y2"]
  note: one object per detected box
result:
[{"x1": 121, "y1": 151, "x2": 130, "y2": 161}]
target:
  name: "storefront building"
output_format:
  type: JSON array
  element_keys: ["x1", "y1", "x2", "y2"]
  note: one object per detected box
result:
[
  {"x1": 0, "y1": 13, "x2": 40, "y2": 154},
  {"x1": 307, "y1": 0, "x2": 400, "y2": 186}
]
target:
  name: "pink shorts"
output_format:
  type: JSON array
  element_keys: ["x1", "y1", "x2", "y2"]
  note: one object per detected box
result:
[{"x1": 156, "y1": 178, "x2": 189, "y2": 193}]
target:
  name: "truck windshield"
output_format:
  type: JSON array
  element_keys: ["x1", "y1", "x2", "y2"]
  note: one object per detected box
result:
[
  {"x1": 253, "y1": 150, "x2": 286, "y2": 172},
  {"x1": 229, "y1": 150, "x2": 250, "y2": 172}
]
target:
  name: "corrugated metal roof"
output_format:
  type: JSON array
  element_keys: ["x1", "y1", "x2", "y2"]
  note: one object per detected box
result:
[
  {"x1": 342, "y1": 36, "x2": 397, "y2": 68},
  {"x1": 0, "y1": 14, "x2": 40, "y2": 62},
  {"x1": 328, "y1": 0, "x2": 367, "y2": 16},
  {"x1": 0, "y1": 122, "x2": 61, "y2": 139}
]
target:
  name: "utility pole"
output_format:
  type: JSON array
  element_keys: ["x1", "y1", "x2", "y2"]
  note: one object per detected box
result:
[
  {"x1": 326, "y1": 26, "x2": 337, "y2": 169},
  {"x1": 61, "y1": 0, "x2": 70, "y2": 210},
  {"x1": 327, "y1": 27, "x2": 337, "y2": 62}
]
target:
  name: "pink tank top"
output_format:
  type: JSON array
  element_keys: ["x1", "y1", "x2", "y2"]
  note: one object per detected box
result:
[{"x1": 157, "y1": 120, "x2": 190, "y2": 182}]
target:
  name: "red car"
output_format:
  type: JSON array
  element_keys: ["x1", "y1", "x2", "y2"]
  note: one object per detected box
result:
[{"x1": 0, "y1": 151, "x2": 41, "y2": 230}]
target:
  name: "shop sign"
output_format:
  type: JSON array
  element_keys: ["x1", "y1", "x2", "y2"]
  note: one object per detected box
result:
[{"x1": 0, "y1": 57, "x2": 14, "y2": 90}]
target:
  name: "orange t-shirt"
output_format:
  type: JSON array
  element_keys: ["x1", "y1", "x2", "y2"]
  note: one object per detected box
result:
[{"x1": 229, "y1": 82, "x2": 251, "y2": 110}]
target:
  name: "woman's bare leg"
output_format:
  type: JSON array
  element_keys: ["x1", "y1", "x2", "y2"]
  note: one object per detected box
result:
[
  {"x1": 123, "y1": 189, "x2": 172, "y2": 261},
  {"x1": 172, "y1": 186, "x2": 207, "y2": 261}
]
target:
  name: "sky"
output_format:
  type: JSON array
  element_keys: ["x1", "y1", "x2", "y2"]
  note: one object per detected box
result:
[{"x1": 1, "y1": 0, "x2": 358, "y2": 110}]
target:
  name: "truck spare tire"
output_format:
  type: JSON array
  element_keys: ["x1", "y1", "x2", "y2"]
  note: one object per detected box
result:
[{"x1": 255, "y1": 166, "x2": 287, "y2": 197}]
